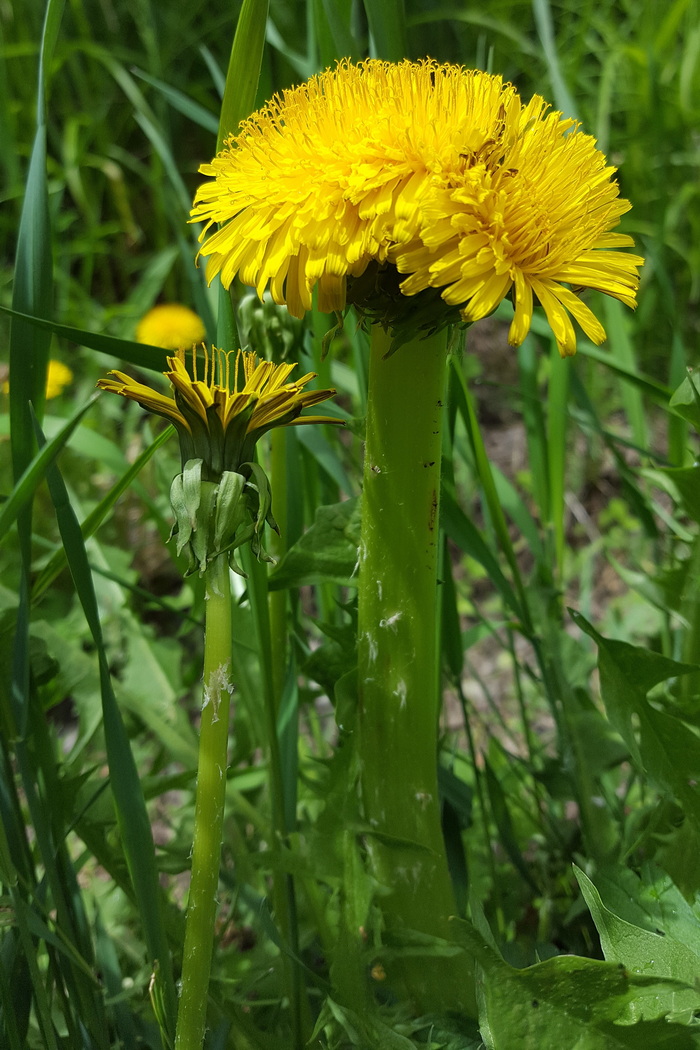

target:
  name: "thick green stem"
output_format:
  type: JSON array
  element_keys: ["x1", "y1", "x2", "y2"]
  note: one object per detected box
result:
[
  {"x1": 175, "y1": 554, "x2": 233, "y2": 1050},
  {"x1": 357, "y1": 324, "x2": 475, "y2": 1015}
]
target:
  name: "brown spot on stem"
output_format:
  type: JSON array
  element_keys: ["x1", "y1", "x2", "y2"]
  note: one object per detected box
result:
[{"x1": 428, "y1": 490, "x2": 438, "y2": 531}]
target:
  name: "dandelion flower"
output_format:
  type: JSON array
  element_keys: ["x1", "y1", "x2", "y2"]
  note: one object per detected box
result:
[
  {"x1": 393, "y1": 101, "x2": 643, "y2": 355},
  {"x1": 97, "y1": 346, "x2": 340, "y2": 477},
  {"x1": 2, "y1": 359, "x2": 74, "y2": 400},
  {"x1": 45, "y1": 360, "x2": 74, "y2": 399},
  {"x1": 136, "y1": 303, "x2": 206, "y2": 351},
  {"x1": 191, "y1": 59, "x2": 642, "y2": 354},
  {"x1": 98, "y1": 348, "x2": 340, "y2": 573}
]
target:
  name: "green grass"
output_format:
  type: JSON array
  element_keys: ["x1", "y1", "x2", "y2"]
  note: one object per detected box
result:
[{"x1": 2, "y1": 0, "x2": 700, "y2": 1047}]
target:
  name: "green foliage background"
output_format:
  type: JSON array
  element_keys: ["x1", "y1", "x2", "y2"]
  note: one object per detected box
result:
[{"x1": 2, "y1": 0, "x2": 700, "y2": 1047}]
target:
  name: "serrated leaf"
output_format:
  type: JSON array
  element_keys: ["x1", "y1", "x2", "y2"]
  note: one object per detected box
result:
[
  {"x1": 670, "y1": 373, "x2": 700, "y2": 432},
  {"x1": 454, "y1": 918, "x2": 700, "y2": 1049},
  {"x1": 660, "y1": 465, "x2": 700, "y2": 525},
  {"x1": 576, "y1": 865, "x2": 700, "y2": 1022},
  {"x1": 572, "y1": 611, "x2": 700, "y2": 832}
]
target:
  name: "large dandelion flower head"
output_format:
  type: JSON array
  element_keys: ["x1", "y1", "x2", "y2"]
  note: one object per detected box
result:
[
  {"x1": 192, "y1": 61, "x2": 526, "y2": 316},
  {"x1": 191, "y1": 59, "x2": 642, "y2": 354}
]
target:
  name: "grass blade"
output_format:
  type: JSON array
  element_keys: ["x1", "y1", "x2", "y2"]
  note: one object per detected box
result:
[
  {"x1": 449, "y1": 355, "x2": 532, "y2": 633},
  {"x1": 132, "y1": 68, "x2": 220, "y2": 134},
  {"x1": 362, "y1": 0, "x2": 407, "y2": 60},
  {"x1": 31, "y1": 425, "x2": 174, "y2": 602},
  {"x1": 9, "y1": 0, "x2": 66, "y2": 482},
  {"x1": 0, "y1": 395, "x2": 98, "y2": 547},
  {"x1": 317, "y1": 0, "x2": 361, "y2": 63},
  {"x1": 34, "y1": 417, "x2": 178, "y2": 1047},
  {"x1": 218, "y1": 0, "x2": 270, "y2": 148},
  {"x1": 547, "y1": 343, "x2": 570, "y2": 578},
  {"x1": 532, "y1": 0, "x2": 578, "y2": 118},
  {"x1": 0, "y1": 304, "x2": 170, "y2": 373}
]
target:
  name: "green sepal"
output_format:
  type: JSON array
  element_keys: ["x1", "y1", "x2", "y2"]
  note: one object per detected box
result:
[
  {"x1": 346, "y1": 260, "x2": 466, "y2": 351},
  {"x1": 172, "y1": 394, "x2": 212, "y2": 469},
  {"x1": 213, "y1": 470, "x2": 247, "y2": 553},
  {"x1": 169, "y1": 459, "x2": 203, "y2": 555},
  {"x1": 243, "y1": 461, "x2": 278, "y2": 562},
  {"x1": 222, "y1": 398, "x2": 257, "y2": 473},
  {"x1": 190, "y1": 482, "x2": 219, "y2": 574},
  {"x1": 170, "y1": 459, "x2": 277, "y2": 576}
]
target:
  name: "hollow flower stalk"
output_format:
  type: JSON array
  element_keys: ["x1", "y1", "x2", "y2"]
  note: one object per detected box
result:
[
  {"x1": 98, "y1": 349, "x2": 338, "y2": 1050},
  {"x1": 190, "y1": 59, "x2": 642, "y2": 1015}
]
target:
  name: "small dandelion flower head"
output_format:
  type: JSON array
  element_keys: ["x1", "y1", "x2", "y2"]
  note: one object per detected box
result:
[
  {"x1": 97, "y1": 346, "x2": 340, "y2": 477},
  {"x1": 136, "y1": 303, "x2": 206, "y2": 351},
  {"x1": 98, "y1": 348, "x2": 341, "y2": 573},
  {"x1": 191, "y1": 59, "x2": 643, "y2": 355}
]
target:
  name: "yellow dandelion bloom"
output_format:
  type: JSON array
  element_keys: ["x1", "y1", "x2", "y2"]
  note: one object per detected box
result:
[
  {"x1": 97, "y1": 346, "x2": 340, "y2": 477},
  {"x1": 45, "y1": 360, "x2": 74, "y2": 399},
  {"x1": 2, "y1": 359, "x2": 74, "y2": 399},
  {"x1": 392, "y1": 100, "x2": 643, "y2": 356},
  {"x1": 136, "y1": 303, "x2": 206, "y2": 350},
  {"x1": 191, "y1": 59, "x2": 642, "y2": 355}
]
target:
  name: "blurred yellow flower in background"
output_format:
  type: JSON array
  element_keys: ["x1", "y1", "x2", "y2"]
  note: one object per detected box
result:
[
  {"x1": 45, "y1": 360, "x2": 74, "y2": 399},
  {"x1": 2, "y1": 359, "x2": 74, "y2": 400},
  {"x1": 136, "y1": 303, "x2": 206, "y2": 350},
  {"x1": 191, "y1": 59, "x2": 642, "y2": 354}
]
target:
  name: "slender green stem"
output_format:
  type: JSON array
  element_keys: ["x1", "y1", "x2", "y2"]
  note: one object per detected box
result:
[
  {"x1": 357, "y1": 324, "x2": 476, "y2": 1015},
  {"x1": 175, "y1": 554, "x2": 233, "y2": 1050},
  {"x1": 244, "y1": 548, "x2": 308, "y2": 1048},
  {"x1": 269, "y1": 427, "x2": 288, "y2": 701}
]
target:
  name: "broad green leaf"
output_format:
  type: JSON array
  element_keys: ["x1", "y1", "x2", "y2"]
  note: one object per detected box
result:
[
  {"x1": 576, "y1": 865, "x2": 700, "y2": 1021},
  {"x1": 454, "y1": 918, "x2": 700, "y2": 1049},
  {"x1": 269, "y1": 498, "x2": 360, "y2": 589},
  {"x1": 670, "y1": 373, "x2": 700, "y2": 432},
  {"x1": 659, "y1": 465, "x2": 700, "y2": 524}
]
